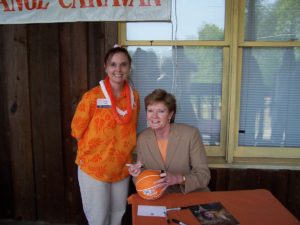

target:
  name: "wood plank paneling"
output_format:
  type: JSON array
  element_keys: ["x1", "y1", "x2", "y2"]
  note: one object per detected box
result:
[
  {"x1": 208, "y1": 168, "x2": 229, "y2": 191},
  {"x1": 59, "y1": 22, "x2": 88, "y2": 224},
  {"x1": 0, "y1": 25, "x2": 14, "y2": 219},
  {"x1": 0, "y1": 22, "x2": 118, "y2": 224},
  {"x1": 287, "y1": 171, "x2": 300, "y2": 219},
  {"x1": 87, "y1": 22, "x2": 105, "y2": 86},
  {"x1": 28, "y1": 24, "x2": 65, "y2": 223},
  {"x1": 87, "y1": 22, "x2": 118, "y2": 87},
  {"x1": 270, "y1": 170, "x2": 290, "y2": 205},
  {"x1": 2, "y1": 25, "x2": 35, "y2": 220}
]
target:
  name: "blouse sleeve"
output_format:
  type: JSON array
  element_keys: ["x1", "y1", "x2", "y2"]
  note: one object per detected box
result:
[{"x1": 71, "y1": 92, "x2": 93, "y2": 140}]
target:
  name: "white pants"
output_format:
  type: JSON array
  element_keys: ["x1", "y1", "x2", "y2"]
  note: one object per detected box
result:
[{"x1": 78, "y1": 168, "x2": 129, "y2": 225}]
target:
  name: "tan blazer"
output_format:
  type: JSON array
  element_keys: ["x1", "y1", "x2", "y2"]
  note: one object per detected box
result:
[{"x1": 136, "y1": 123, "x2": 211, "y2": 194}]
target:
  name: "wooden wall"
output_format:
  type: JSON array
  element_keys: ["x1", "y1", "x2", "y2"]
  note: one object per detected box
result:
[
  {"x1": 0, "y1": 22, "x2": 118, "y2": 224},
  {"x1": 0, "y1": 23, "x2": 299, "y2": 225}
]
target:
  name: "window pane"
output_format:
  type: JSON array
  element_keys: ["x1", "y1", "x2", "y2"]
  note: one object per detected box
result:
[
  {"x1": 129, "y1": 46, "x2": 223, "y2": 145},
  {"x1": 127, "y1": 0, "x2": 225, "y2": 41},
  {"x1": 245, "y1": 0, "x2": 300, "y2": 41},
  {"x1": 239, "y1": 47, "x2": 300, "y2": 147}
]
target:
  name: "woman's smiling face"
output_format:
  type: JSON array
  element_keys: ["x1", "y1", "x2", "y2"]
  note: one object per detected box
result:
[
  {"x1": 146, "y1": 102, "x2": 173, "y2": 131},
  {"x1": 105, "y1": 52, "x2": 131, "y2": 85}
]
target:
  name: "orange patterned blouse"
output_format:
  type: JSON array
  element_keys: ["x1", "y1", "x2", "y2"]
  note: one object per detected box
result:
[{"x1": 71, "y1": 84, "x2": 140, "y2": 182}]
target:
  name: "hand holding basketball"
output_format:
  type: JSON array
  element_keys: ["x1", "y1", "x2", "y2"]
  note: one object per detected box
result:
[
  {"x1": 135, "y1": 170, "x2": 166, "y2": 200},
  {"x1": 127, "y1": 161, "x2": 143, "y2": 177},
  {"x1": 155, "y1": 171, "x2": 184, "y2": 187}
]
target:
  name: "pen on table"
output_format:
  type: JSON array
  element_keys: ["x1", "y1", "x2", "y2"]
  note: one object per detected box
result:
[
  {"x1": 166, "y1": 207, "x2": 181, "y2": 211},
  {"x1": 172, "y1": 218, "x2": 187, "y2": 225},
  {"x1": 166, "y1": 206, "x2": 189, "y2": 211}
]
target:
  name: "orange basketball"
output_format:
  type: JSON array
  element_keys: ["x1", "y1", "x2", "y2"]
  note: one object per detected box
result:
[{"x1": 135, "y1": 170, "x2": 165, "y2": 200}]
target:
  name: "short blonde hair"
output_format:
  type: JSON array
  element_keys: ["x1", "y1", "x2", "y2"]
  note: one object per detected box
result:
[{"x1": 144, "y1": 89, "x2": 176, "y2": 123}]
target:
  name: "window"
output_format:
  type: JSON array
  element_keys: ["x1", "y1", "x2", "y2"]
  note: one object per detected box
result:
[
  {"x1": 119, "y1": 0, "x2": 300, "y2": 166},
  {"x1": 239, "y1": 47, "x2": 300, "y2": 148}
]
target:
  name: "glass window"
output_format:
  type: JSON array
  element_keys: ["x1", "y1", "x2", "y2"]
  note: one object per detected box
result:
[
  {"x1": 245, "y1": 0, "x2": 300, "y2": 41},
  {"x1": 127, "y1": 0, "x2": 225, "y2": 41},
  {"x1": 122, "y1": 0, "x2": 300, "y2": 162},
  {"x1": 239, "y1": 47, "x2": 300, "y2": 147},
  {"x1": 129, "y1": 46, "x2": 223, "y2": 146}
]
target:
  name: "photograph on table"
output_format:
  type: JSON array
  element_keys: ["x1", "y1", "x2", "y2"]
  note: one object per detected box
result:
[{"x1": 188, "y1": 202, "x2": 239, "y2": 225}]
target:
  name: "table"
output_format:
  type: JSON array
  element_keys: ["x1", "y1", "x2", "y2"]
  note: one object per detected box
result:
[{"x1": 128, "y1": 189, "x2": 300, "y2": 225}]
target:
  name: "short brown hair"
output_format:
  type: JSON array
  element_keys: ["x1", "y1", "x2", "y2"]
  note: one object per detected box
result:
[
  {"x1": 144, "y1": 89, "x2": 176, "y2": 123},
  {"x1": 104, "y1": 46, "x2": 132, "y2": 65}
]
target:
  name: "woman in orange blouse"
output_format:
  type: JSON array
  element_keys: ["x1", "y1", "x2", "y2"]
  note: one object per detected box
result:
[{"x1": 71, "y1": 45, "x2": 140, "y2": 225}]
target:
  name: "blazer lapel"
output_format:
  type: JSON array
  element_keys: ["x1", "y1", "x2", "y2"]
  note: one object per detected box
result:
[
  {"x1": 165, "y1": 125, "x2": 180, "y2": 170},
  {"x1": 147, "y1": 129, "x2": 166, "y2": 169}
]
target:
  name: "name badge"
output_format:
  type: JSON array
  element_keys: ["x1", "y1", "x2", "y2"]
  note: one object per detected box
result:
[{"x1": 97, "y1": 98, "x2": 111, "y2": 108}]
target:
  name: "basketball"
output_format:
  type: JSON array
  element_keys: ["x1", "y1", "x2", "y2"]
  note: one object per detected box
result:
[{"x1": 135, "y1": 170, "x2": 165, "y2": 200}]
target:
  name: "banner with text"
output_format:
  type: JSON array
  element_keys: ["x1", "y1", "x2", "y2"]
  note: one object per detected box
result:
[{"x1": 0, "y1": 0, "x2": 171, "y2": 24}]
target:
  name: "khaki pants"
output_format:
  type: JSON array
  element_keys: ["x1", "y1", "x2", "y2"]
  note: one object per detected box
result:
[{"x1": 78, "y1": 168, "x2": 129, "y2": 225}]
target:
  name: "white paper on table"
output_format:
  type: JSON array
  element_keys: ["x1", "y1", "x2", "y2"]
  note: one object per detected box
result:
[{"x1": 137, "y1": 205, "x2": 166, "y2": 217}]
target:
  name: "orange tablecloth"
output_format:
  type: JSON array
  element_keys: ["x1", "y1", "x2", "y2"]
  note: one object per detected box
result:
[{"x1": 128, "y1": 189, "x2": 300, "y2": 225}]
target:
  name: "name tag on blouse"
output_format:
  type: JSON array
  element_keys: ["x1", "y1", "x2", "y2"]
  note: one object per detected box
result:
[{"x1": 97, "y1": 98, "x2": 111, "y2": 108}]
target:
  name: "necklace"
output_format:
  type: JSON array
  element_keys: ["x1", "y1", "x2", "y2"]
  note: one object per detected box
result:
[{"x1": 100, "y1": 77, "x2": 133, "y2": 124}]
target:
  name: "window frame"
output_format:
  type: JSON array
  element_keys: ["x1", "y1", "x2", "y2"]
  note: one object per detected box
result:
[
  {"x1": 119, "y1": 0, "x2": 300, "y2": 167},
  {"x1": 232, "y1": 0, "x2": 300, "y2": 163}
]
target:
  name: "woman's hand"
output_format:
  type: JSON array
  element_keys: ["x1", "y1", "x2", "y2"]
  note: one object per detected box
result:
[
  {"x1": 126, "y1": 161, "x2": 143, "y2": 177},
  {"x1": 155, "y1": 171, "x2": 184, "y2": 187}
]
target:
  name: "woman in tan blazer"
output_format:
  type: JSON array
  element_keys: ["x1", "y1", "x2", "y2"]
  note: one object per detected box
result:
[{"x1": 128, "y1": 89, "x2": 210, "y2": 194}]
